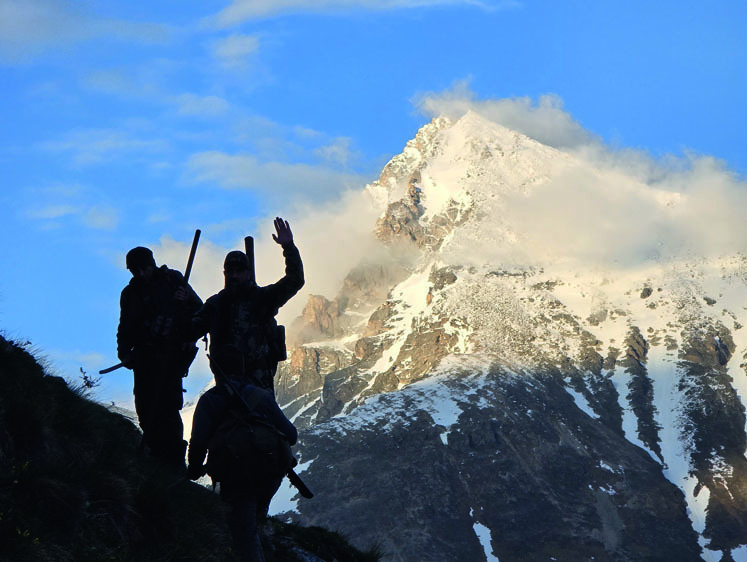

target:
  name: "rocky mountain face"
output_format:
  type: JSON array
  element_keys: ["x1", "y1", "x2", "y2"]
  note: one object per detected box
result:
[{"x1": 272, "y1": 112, "x2": 747, "y2": 561}]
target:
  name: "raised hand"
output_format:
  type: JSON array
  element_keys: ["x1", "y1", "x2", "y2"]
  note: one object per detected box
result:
[{"x1": 272, "y1": 217, "x2": 294, "y2": 246}]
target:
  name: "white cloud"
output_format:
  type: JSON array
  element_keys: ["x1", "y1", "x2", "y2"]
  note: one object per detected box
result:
[
  {"x1": 41, "y1": 128, "x2": 170, "y2": 165},
  {"x1": 293, "y1": 125, "x2": 323, "y2": 139},
  {"x1": 210, "y1": 33, "x2": 260, "y2": 69},
  {"x1": 84, "y1": 57, "x2": 184, "y2": 100},
  {"x1": 175, "y1": 93, "x2": 230, "y2": 117},
  {"x1": 497, "y1": 153, "x2": 747, "y2": 268},
  {"x1": 27, "y1": 204, "x2": 79, "y2": 220},
  {"x1": 415, "y1": 80, "x2": 595, "y2": 150},
  {"x1": 85, "y1": 69, "x2": 142, "y2": 96},
  {"x1": 185, "y1": 151, "x2": 369, "y2": 203},
  {"x1": 0, "y1": 0, "x2": 171, "y2": 63},
  {"x1": 27, "y1": 201, "x2": 120, "y2": 231},
  {"x1": 24, "y1": 184, "x2": 121, "y2": 231},
  {"x1": 314, "y1": 137, "x2": 359, "y2": 167},
  {"x1": 272, "y1": 189, "x2": 383, "y2": 321},
  {"x1": 83, "y1": 206, "x2": 119, "y2": 230},
  {"x1": 0, "y1": 0, "x2": 89, "y2": 61},
  {"x1": 207, "y1": 0, "x2": 516, "y2": 28}
]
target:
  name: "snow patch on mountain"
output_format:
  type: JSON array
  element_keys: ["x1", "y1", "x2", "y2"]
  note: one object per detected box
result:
[
  {"x1": 470, "y1": 507, "x2": 500, "y2": 562},
  {"x1": 315, "y1": 354, "x2": 497, "y2": 437},
  {"x1": 564, "y1": 377, "x2": 601, "y2": 420},
  {"x1": 364, "y1": 268, "x2": 433, "y2": 377}
]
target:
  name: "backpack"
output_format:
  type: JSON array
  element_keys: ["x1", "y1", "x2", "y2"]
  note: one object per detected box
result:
[{"x1": 206, "y1": 387, "x2": 294, "y2": 482}]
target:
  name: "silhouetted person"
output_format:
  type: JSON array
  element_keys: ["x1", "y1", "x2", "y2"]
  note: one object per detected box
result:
[
  {"x1": 190, "y1": 217, "x2": 304, "y2": 394},
  {"x1": 188, "y1": 344, "x2": 297, "y2": 561},
  {"x1": 117, "y1": 246, "x2": 202, "y2": 469}
]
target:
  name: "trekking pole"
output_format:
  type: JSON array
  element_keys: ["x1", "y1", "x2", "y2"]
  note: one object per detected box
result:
[
  {"x1": 208, "y1": 356, "x2": 314, "y2": 499},
  {"x1": 100, "y1": 230, "x2": 201, "y2": 375}
]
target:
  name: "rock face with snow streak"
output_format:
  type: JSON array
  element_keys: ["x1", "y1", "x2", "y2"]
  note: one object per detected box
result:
[{"x1": 273, "y1": 112, "x2": 747, "y2": 561}]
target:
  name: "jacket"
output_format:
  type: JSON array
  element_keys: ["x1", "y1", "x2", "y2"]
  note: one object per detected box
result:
[
  {"x1": 187, "y1": 381, "x2": 298, "y2": 474},
  {"x1": 117, "y1": 266, "x2": 203, "y2": 363},
  {"x1": 189, "y1": 242, "x2": 304, "y2": 371}
]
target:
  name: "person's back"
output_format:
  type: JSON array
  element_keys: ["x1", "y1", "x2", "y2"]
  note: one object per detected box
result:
[
  {"x1": 187, "y1": 381, "x2": 298, "y2": 470},
  {"x1": 188, "y1": 346, "x2": 297, "y2": 561}
]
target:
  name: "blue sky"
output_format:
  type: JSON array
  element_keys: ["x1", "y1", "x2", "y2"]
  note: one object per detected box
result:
[{"x1": 1, "y1": 0, "x2": 746, "y2": 408}]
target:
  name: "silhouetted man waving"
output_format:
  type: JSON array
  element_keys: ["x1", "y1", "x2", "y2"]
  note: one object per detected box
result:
[{"x1": 190, "y1": 217, "x2": 304, "y2": 394}]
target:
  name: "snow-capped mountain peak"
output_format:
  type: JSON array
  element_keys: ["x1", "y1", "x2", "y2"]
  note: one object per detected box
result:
[{"x1": 276, "y1": 113, "x2": 747, "y2": 561}]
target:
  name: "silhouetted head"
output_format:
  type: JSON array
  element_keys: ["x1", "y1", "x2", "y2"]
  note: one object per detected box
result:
[
  {"x1": 126, "y1": 247, "x2": 156, "y2": 285},
  {"x1": 223, "y1": 250, "x2": 252, "y2": 292},
  {"x1": 224, "y1": 250, "x2": 249, "y2": 270}
]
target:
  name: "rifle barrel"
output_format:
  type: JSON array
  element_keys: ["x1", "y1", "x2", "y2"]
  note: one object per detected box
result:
[
  {"x1": 287, "y1": 468, "x2": 314, "y2": 498},
  {"x1": 99, "y1": 362, "x2": 123, "y2": 374},
  {"x1": 184, "y1": 229, "x2": 201, "y2": 283},
  {"x1": 244, "y1": 235, "x2": 255, "y2": 284}
]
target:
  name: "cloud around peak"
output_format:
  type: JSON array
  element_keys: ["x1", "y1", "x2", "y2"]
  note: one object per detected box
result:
[
  {"x1": 415, "y1": 81, "x2": 596, "y2": 151},
  {"x1": 414, "y1": 85, "x2": 747, "y2": 269}
]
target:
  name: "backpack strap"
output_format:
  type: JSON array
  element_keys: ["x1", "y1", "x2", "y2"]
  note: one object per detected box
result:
[{"x1": 239, "y1": 386, "x2": 292, "y2": 442}]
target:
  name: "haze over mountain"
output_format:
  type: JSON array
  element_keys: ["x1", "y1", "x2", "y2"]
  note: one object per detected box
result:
[{"x1": 234, "y1": 110, "x2": 747, "y2": 562}]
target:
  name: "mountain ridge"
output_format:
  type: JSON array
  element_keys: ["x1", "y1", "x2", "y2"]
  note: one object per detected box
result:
[{"x1": 270, "y1": 110, "x2": 747, "y2": 561}]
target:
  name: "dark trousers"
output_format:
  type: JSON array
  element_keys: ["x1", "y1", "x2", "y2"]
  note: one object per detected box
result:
[
  {"x1": 220, "y1": 478, "x2": 282, "y2": 562},
  {"x1": 133, "y1": 356, "x2": 185, "y2": 465}
]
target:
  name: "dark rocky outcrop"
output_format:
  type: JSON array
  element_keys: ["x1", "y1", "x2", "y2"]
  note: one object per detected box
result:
[
  {"x1": 290, "y1": 368, "x2": 703, "y2": 562},
  {"x1": 622, "y1": 326, "x2": 663, "y2": 462},
  {"x1": 676, "y1": 323, "x2": 747, "y2": 553}
]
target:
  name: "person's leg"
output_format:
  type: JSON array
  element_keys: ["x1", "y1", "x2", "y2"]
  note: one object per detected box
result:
[
  {"x1": 221, "y1": 481, "x2": 263, "y2": 562},
  {"x1": 144, "y1": 372, "x2": 186, "y2": 469}
]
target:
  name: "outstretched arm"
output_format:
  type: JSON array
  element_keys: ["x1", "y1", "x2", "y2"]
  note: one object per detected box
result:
[{"x1": 261, "y1": 216, "x2": 304, "y2": 314}]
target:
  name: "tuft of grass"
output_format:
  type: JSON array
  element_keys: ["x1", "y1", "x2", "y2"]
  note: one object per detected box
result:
[
  {"x1": 262, "y1": 518, "x2": 385, "y2": 562},
  {"x1": 0, "y1": 334, "x2": 231, "y2": 562}
]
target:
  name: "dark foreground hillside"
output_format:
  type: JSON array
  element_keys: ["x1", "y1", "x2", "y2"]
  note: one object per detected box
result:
[{"x1": 0, "y1": 334, "x2": 379, "y2": 562}]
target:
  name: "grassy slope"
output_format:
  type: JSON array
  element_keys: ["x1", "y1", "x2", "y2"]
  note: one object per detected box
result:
[{"x1": 0, "y1": 334, "x2": 380, "y2": 562}]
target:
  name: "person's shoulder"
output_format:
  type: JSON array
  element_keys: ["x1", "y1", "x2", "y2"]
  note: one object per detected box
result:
[
  {"x1": 205, "y1": 290, "x2": 226, "y2": 306},
  {"x1": 241, "y1": 383, "x2": 270, "y2": 399},
  {"x1": 197, "y1": 385, "x2": 227, "y2": 406},
  {"x1": 246, "y1": 282, "x2": 263, "y2": 296},
  {"x1": 205, "y1": 385, "x2": 226, "y2": 397},
  {"x1": 122, "y1": 280, "x2": 138, "y2": 295},
  {"x1": 250, "y1": 386, "x2": 278, "y2": 408},
  {"x1": 162, "y1": 266, "x2": 185, "y2": 281}
]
